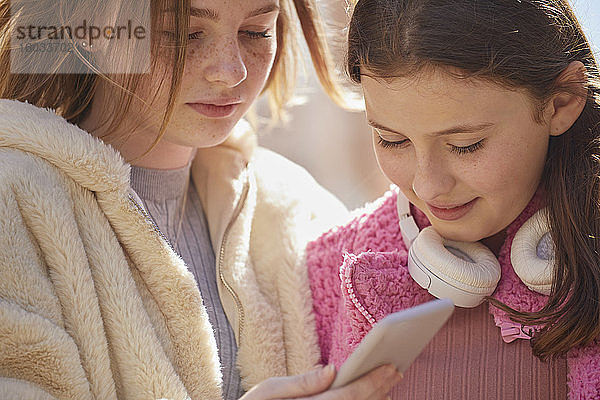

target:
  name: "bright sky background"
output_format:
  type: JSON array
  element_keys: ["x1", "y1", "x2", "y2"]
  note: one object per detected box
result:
[{"x1": 571, "y1": 0, "x2": 600, "y2": 57}]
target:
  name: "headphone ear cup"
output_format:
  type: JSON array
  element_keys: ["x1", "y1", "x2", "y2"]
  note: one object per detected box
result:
[
  {"x1": 510, "y1": 208, "x2": 554, "y2": 295},
  {"x1": 408, "y1": 227, "x2": 501, "y2": 308}
]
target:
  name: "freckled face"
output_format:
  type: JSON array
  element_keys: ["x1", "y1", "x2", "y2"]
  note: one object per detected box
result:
[
  {"x1": 361, "y1": 70, "x2": 551, "y2": 242},
  {"x1": 132, "y1": 0, "x2": 279, "y2": 148}
]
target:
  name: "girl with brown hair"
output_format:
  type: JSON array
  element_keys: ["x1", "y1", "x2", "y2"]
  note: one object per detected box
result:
[
  {"x1": 0, "y1": 0, "x2": 401, "y2": 398},
  {"x1": 307, "y1": 0, "x2": 600, "y2": 398}
]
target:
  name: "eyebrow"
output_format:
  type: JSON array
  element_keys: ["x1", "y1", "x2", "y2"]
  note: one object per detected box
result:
[
  {"x1": 189, "y1": 7, "x2": 219, "y2": 21},
  {"x1": 188, "y1": 3, "x2": 280, "y2": 22},
  {"x1": 247, "y1": 4, "x2": 280, "y2": 18},
  {"x1": 367, "y1": 120, "x2": 494, "y2": 137}
]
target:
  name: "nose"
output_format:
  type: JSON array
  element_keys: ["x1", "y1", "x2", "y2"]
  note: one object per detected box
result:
[
  {"x1": 204, "y1": 37, "x2": 247, "y2": 87},
  {"x1": 411, "y1": 153, "x2": 456, "y2": 202}
]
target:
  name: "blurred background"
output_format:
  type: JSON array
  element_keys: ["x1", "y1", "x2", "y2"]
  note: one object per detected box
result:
[{"x1": 257, "y1": 0, "x2": 600, "y2": 210}]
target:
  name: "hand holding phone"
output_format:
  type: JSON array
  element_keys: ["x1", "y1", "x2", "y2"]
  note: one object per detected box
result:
[{"x1": 330, "y1": 298, "x2": 454, "y2": 389}]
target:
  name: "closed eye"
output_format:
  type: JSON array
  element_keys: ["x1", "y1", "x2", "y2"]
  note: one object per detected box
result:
[
  {"x1": 377, "y1": 136, "x2": 410, "y2": 149},
  {"x1": 240, "y1": 29, "x2": 272, "y2": 39},
  {"x1": 188, "y1": 31, "x2": 205, "y2": 40},
  {"x1": 161, "y1": 31, "x2": 206, "y2": 41},
  {"x1": 374, "y1": 127, "x2": 410, "y2": 149},
  {"x1": 449, "y1": 139, "x2": 485, "y2": 155}
]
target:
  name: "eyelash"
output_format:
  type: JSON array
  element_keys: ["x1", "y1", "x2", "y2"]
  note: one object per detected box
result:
[
  {"x1": 377, "y1": 137, "x2": 409, "y2": 149},
  {"x1": 240, "y1": 29, "x2": 272, "y2": 39},
  {"x1": 188, "y1": 31, "x2": 204, "y2": 40},
  {"x1": 376, "y1": 137, "x2": 486, "y2": 155},
  {"x1": 449, "y1": 140, "x2": 485, "y2": 154},
  {"x1": 186, "y1": 29, "x2": 271, "y2": 40},
  {"x1": 163, "y1": 29, "x2": 272, "y2": 41}
]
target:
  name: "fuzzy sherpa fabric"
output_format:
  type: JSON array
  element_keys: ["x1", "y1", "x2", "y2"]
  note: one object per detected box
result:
[
  {"x1": 0, "y1": 99, "x2": 349, "y2": 399},
  {"x1": 307, "y1": 187, "x2": 600, "y2": 399}
]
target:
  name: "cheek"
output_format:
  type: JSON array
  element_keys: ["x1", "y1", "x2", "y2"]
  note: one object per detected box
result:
[
  {"x1": 462, "y1": 151, "x2": 513, "y2": 191},
  {"x1": 242, "y1": 39, "x2": 277, "y2": 85},
  {"x1": 462, "y1": 139, "x2": 546, "y2": 199},
  {"x1": 373, "y1": 140, "x2": 415, "y2": 192}
]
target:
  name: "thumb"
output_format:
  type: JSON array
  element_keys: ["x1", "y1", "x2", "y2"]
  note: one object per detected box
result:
[
  {"x1": 245, "y1": 364, "x2": 336, "y2": 399},
  {"x1": 291, "y1": 364, "x2": 336, "y2": 396}
]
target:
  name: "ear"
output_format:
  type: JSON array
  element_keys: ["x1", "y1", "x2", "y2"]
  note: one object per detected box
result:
[{"x1": 547, "y1": 61, "x2": 587, "y2": 137}]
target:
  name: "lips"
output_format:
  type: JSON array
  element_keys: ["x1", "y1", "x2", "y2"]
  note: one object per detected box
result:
[
  {"x1": 426, "y1": 198, "x2": 478, "y2": 221},
  {"x1": 187, "y1": 100, "x2": 241, "y2": 118}
]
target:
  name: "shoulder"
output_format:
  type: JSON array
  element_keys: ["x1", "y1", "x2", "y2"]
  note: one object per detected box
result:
[
  {"x1": 305, "y1": 187, "x2": 418, "y2": 323},
  {"x1": 0, "y1": 148, "x2": 71, "y2": 198},
  {"x1": 0, "y1": 149, "x2": 81, "y2": 356},
  {"x1": 0, "y1": 147, "x2": 81, "y2": 263},
  {"x1": 308, "y1": 187, "x2": 405, "y2": 256},
  {"x1": 305, "y1": 188, "x2": 407, "y2": 313}
]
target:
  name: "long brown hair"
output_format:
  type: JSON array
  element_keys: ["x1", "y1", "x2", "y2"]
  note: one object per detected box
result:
[
  {"x1": 0, "y1": 0, "x2": 344, "y2": 152},
  {"x1": 347, "y1": 0, "x2": 600, "y2": 359}
]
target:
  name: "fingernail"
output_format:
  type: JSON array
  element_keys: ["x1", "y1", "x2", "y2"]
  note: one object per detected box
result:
[
  {"x1": 393, "y1": 371, "x2": 404, "y2": 384},
  {"x1": 323, "y1": 364, "x2": 336, "y2": 376},
  {"x1": 385, "y1": 364, "x2": 398, "y2": 376}
]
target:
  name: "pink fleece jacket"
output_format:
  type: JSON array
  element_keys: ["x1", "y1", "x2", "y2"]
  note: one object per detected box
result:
[{"x1": 307, "y1": 187, "x2": 600, "y2": 399}]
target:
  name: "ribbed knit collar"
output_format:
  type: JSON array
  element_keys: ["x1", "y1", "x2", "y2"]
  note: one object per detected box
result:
[{"x1": 130, "y1": 162, "x2": 191, "y2": 201}]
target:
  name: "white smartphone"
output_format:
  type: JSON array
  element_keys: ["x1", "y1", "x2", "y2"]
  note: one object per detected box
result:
[{"x1": 329, "y1": 298, "x2": 454, "y2": 389}]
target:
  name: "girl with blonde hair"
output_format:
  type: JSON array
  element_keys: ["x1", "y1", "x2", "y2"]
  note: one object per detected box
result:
[{"x1": 0, "y1": 0, "x2": 401, "y2": 398}]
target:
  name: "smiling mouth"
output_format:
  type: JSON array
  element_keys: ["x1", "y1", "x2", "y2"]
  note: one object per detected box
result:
[
  {"x1": 187, "y1": 102, "x2": 241, "y2": 118},
  {"x1": 426, "y1": 198, "x2": 478, "y2": 221}
]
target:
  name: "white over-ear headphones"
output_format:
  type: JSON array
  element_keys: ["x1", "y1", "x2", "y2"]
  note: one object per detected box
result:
[{"x1": 397, "y1": 195, "x2": 555, "y2": 307}]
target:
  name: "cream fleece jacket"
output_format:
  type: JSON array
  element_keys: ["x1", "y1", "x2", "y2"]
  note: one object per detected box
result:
[{"x1": 0, "y1": 99, "x2": 348, "y2": 400}]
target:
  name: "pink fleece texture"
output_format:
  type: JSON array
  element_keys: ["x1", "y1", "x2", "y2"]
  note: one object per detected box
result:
[{"x1": 306, "y1": 187, "x2": 600, "y2": 399}]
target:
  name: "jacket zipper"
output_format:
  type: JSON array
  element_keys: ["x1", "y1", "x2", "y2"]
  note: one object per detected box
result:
[
  {"x1": 128, "y1": 194, "x2": 172, "y2": 247},
  {"x1": 218, "y1": 172, "x2": 250, "y2": 344},
  {"x1": 129, "y1": 171, "x2": 250, "y2": 343}
]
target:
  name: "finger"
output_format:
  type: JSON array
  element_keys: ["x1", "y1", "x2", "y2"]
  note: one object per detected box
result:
[
  {"x1": 321, "y1": 364, "x2": 402, "y2": 400},
  {"x1": 284, "y1": 364, "x2": 336, "y2": 397},
  {"x1": 244, "y1": 365, "x2": 336, "y2": 399},
  {"x1": 368, "y1": 367, "x2": 403, "y2": 400},
  {"x1": 348, "y1": 365, "x2": 402, "y2": 400}
]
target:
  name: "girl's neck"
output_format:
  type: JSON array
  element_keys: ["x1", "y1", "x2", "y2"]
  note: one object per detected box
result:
[
  {"x1": 78, "y1": 86, "x2": 195, "y2": 170},
  {"x1": 79, "y1": 103, "x2": 195, "y2": 170},
  {"x1": 480, "y1": 229, "x2": 507, "y2": 258},
  {"x1": 83, "y1": 122, "x2": 195, "y2": 169},
  {"x1": 114, "y1": 136, "x2": 196, "y2": 170}
]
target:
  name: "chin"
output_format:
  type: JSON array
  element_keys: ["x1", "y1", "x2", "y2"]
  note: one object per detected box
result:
[
  {"x1": 181, "y1": 121, "x2": 237, "y2": 148},
  {"x1": 430, "y1": 223, "x2": 486, "y2": 243},
  {"x1": 178, "y1": 108, "x2": 243, "y2": 144}
]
